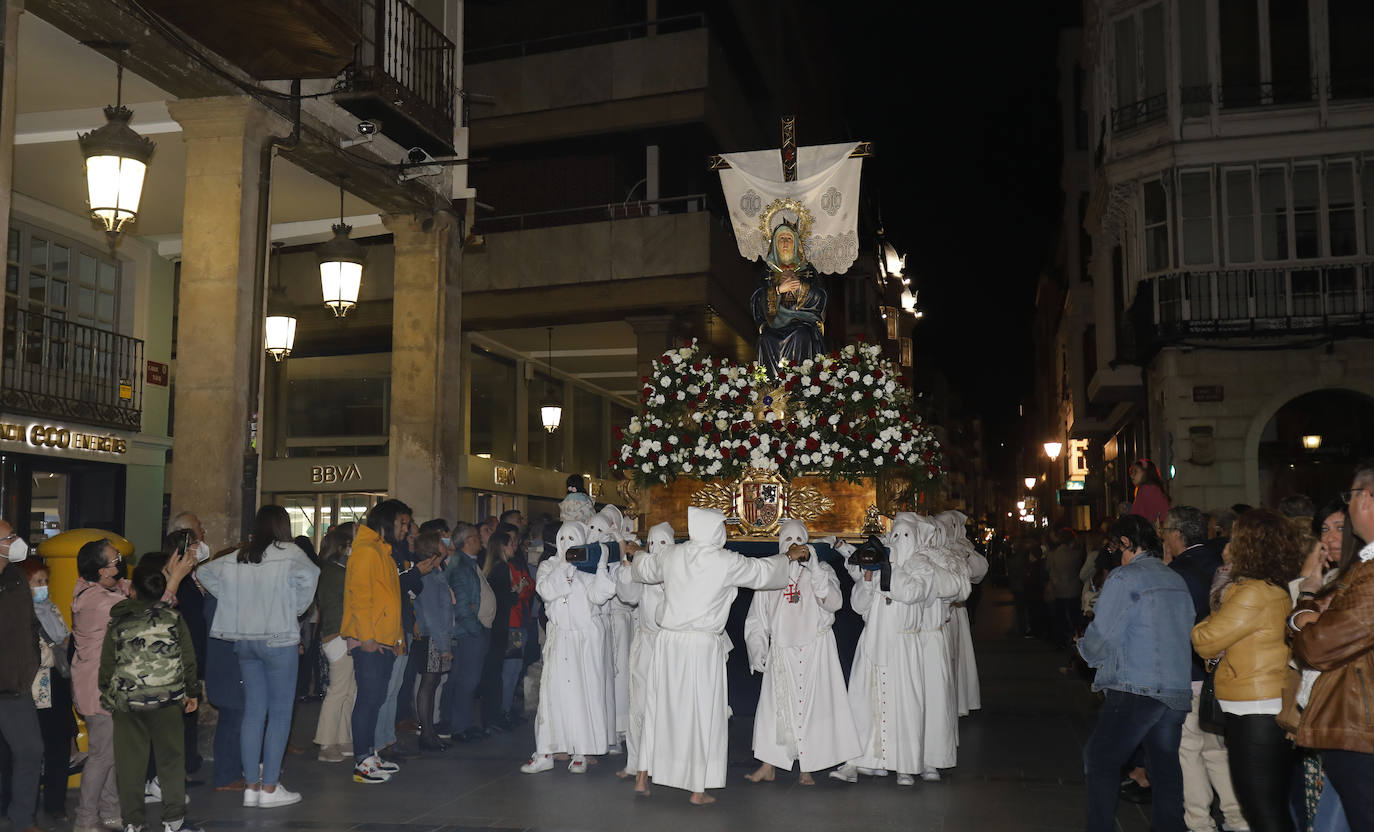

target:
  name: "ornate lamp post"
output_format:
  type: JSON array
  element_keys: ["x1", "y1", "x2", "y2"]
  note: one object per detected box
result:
[
  {"x1": 78, "y1": 45, "x2": 154, "y2": 248},
  {"x1": 317, "y1": 180, "x2": 364, "y2": 317}
]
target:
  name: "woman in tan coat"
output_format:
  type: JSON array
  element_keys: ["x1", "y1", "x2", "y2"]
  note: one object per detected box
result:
[{"x1": 1192, "y1": 508, "x2": 1304, "y2": 832}]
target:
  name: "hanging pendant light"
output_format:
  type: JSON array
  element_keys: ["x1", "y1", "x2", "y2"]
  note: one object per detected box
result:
[
  {"x1": 317, "y1": 178, "x2": 364, "y2": 317},
  {"x1": 541, "y1": 326, "x2": 562, "y2": 433},
  {"x1": 78, "y1": 44, "x2": 155, "y2": 248},
  {"x1": 264, "y1": 315, "x2": 296, "y2": 361},
  {"x1": 264, "y1": 243, "x2": 296, "y2": 361}
]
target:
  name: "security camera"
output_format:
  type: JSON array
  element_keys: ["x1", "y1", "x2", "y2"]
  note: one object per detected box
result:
[
  {"x1": 357, "y1": 121, "x2": 377, "y2": 136},
  {"x1": 406, "y1": 147, "x2": 434, "y2": 164},
  {"x1": 340, "y1": 120, "x2": 378, "y2": 149},
  {"x1": 398, "y1": 147, "x2": 443, "y2": 182}
]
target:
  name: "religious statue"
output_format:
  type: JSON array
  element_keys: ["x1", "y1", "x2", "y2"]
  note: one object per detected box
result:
[{"x1": 750, "y1": 221, "x2": 826, "y2": 377}]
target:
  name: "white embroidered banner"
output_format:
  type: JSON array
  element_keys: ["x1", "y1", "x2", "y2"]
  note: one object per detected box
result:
[{"x1": 717, "y1": 141, "x2": 863, "y2": 274}]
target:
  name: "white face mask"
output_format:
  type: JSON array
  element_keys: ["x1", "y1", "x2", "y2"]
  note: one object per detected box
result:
[
  {"x1": 4, "y1": 536, "x2": 28, "y2": 563},
  {"x1": 193, "y1": 540, "x2": 211, "y2": 563}
]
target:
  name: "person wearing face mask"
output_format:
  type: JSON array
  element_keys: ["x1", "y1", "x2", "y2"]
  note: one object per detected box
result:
[
  {"x1": 71, "y1": 536, "x2": 132, "y2": 832},
  {"x1": 313, "y1": 523, "x2": 358, "y2": 764},
  {"x1": 521, "y1": 520, "x2": 617, "y2": 775},
  {"x1": 628, "y1": 507, "x2": 800, "y2": 805},
  {"x1": 743, "y1": 520, "x2": 860, "y2": 787},
  {"x1": 169, "y1": 512, "x2": 212, "y2": 564},
  {"x1": 18, "y1": 558, "x2": 75, "y2": 823},
  {"x1": 439, "y1": 523, "x2": 495, "y2": 744},
  {"x1": 0, "y1": 519, "x2": 43, "y2": 832},
  {"x1": 614, "y1": 522, "x2": 672, "y2": 794}
]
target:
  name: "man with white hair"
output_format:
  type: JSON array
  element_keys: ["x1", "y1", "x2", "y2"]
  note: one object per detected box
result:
[
  {"x1": 614, "y1": 522, "x2": 673, "y2": 794},
  {"x1": 169, "y1": 511, "x2": 211, "y2": 562},
  {"x1": 521, "y1": 521, "x2": 616, "y2": 775},
  {"x1": 630, "y1": 507, "x2": 802, "y2": 804},
  {"x1": 744, "y1": 519, "x2": 860, "y2": 785}
]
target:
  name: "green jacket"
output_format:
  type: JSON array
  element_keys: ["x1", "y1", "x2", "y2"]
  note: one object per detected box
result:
[{"x1": 98, "y1": 598, "x2": 200, "y2": 712}]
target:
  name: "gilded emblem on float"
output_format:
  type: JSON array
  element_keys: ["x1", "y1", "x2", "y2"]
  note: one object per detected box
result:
[{"x1": 687, "y1": 468, "x2": 835, "y2": 538}]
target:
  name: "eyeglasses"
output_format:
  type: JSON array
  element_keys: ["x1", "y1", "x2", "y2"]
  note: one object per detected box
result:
[
  {"x1": 102, "y1": 556, "x2": 124, "y2": 568},
  {"x1": 0, "y1": 532, "x2": 17, "y2": 542},
  {"x1": 1341, "y1": 488, "x2": 1371, "y2": 506}
]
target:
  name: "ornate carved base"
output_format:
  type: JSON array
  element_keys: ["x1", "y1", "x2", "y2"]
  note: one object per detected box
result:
[{"x1": 629, "y1": 468, "x2": 885, "y2": 540}]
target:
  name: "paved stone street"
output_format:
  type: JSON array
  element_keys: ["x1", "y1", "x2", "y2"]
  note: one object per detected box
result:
[{"x1": 102, "y1": 589, "x2": 1146, "y2": 832}]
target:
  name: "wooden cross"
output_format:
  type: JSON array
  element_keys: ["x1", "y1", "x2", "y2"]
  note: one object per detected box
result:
[{"x1": 708, "y1": 115, "x2": 873, "y2": 175}]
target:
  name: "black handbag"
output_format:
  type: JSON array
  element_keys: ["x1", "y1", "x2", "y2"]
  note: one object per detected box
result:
[{"x1": 1198, "y1": 657, "x2": 1226, "y2": 734}]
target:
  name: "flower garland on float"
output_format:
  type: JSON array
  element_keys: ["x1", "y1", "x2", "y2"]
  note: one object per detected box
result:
[{"x1": 610, "y1": 339, "x2": 944, "y2": 487}]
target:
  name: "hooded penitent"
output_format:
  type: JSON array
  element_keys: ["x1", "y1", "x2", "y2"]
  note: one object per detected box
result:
[
  {"x1": 556, "y1": 521, "x2": 588, "y2": 559},
  {"x1": 647, "y1": 522, "x2": 675, "y2": 554}
]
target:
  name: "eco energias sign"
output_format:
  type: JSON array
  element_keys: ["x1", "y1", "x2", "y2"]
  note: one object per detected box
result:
[{"x1": 0, "y1": 422, "x2": 128, "y2": 454}]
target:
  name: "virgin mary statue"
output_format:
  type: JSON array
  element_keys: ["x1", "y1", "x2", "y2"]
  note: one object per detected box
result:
[{"x1": 750, "y1": 221, "x2": 827, "y2": 377}]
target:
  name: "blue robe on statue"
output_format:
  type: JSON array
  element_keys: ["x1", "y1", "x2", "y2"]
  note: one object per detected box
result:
[{"x1": 751, "y1": 267, "x2": 827, "y2": 377}]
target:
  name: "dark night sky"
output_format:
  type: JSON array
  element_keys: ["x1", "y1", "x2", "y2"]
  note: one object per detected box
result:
[{"x1": 820, "y1": 2, "x2": 1082, "y2": 464}]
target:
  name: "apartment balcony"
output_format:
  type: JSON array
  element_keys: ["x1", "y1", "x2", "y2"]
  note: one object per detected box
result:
[
  {"x1": 463, "y1": 16, "x2": 756, "y2": 150},
  {"x1": 1, "y1": 308, "x2": 144, "y2": 432},
  {"x1": 1129, "y1": 263, "x2": 1374, "y2": 358},
  {"x1": 336, "y1": 0, "x2": 457, "y2": 155},
  {"x1": 463, "y1": 197, "x2": 754, "y2": 334}
]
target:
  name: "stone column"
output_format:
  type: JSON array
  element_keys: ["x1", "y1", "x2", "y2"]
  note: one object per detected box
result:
[
  {"x1": 626, "y1": 314, "x2": 681, "y2": 382},
  {"x1": 0, "y1": 0, "x2": 25, "y2": 343},
  {"x1": 166, "y1": 97, "x2": 285, "y2": 548},
  {"x1": 381, "y1": 211, "x2": 463, "y2": 521}
]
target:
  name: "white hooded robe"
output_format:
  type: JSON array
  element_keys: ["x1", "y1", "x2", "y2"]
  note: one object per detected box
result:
[
  {"x1": 587, "y1": 506, "x2": 634, "y2": 745},
  {"x1": 615, "y1": 522, "x2": 672, "y2": 774},
  {"x1": 744, "y1": 519, "x2": 861, "y2": 773},
  {"x1": 532, "y1": 521, "x2": 616, "y2": 756},
  {"x1": 936, "y1": 510, "x2": 986, "y2": 715},
  {"x1": 633, "y1": 507, "x2": 789, "y2": 793}
]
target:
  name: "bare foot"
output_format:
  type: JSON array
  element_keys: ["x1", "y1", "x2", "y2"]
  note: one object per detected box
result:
[
  {"x1": 745, "y1": 763, "x2": 775, "y2": 783},
  {"x1": 635, "y1": 771, "x2": 651, "y2": 796},
  {"x1": 690, "y1": 792, "x2": 716, "y2": 805},
  {"x1": 587, "y1": 756, "x2": 599, "y2": 765},
  {"x1": 553, "y1": 753, "x2": 570, "y2": 761},
  {"x1": 616, "y1": 769, "x2": 633, "y2": 779},
  {"x1": 798, "y1": 772, "x2": 815, "y2": 786}
]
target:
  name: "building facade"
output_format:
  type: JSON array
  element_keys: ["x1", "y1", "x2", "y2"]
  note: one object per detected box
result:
[{"x1": 1047, "y1": 0, "x2": 1374, "y2": 524}]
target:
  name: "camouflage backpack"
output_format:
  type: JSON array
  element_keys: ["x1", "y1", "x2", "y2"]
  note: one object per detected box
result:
[{"x1": 101, "y1": 601, "x2": 187, "y2": 712}]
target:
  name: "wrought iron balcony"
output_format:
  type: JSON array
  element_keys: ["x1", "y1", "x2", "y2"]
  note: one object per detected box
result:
[
  {"x1": 1110, "y1": 93, "x2": 1167, "y2": 132},
  {"x1": 337, "y1": 0, "x2": 456, "y2": 155},
  {"x1": 1, "y1": 307, "x2": 143, "y2": 432},
  {"x1": 1124, "y1": 264, "x2": 1374, "y2": 361}
]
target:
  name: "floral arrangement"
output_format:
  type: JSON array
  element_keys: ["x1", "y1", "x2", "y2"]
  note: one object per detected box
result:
[{"x1": 611, "y1": 339, "x2": 944, "y2": 486}]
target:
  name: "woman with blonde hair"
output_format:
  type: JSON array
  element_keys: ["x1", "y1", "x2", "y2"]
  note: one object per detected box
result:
[{"x1": 1192, "y1": 508, "x2": 1304, "y2": 832}]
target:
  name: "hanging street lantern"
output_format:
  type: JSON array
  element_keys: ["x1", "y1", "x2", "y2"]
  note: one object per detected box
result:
[
  {"x1": 1024, "y1": 477, "x2": 1036, "y2": 490},
  {"x1": 78, "y1": 46, "x2": 154, "y2": 247},
  {"x1": 535, "y1": 329, "x2": 557, "y2": 436},
  {"x1": 317, "y1": 180, "x2": 364, "y2": 317},
  {"x1": 1043, "y1": 441, "x2": 1063, "y2": 461},
  {"x1": 1302, "y1": 434, "x2": 1323, "y2": 450},
  {"x1": 264, "y1": 315, "x2": 297, "y2": 361}
]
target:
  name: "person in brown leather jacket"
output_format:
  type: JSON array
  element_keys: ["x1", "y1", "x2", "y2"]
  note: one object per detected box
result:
[
  {"x1": 1192, "y1": 508, "x2": 1303, "y2": 832},
  {"x1": 1291, "y1": 462, "x2": 1374, "y2": 832}
]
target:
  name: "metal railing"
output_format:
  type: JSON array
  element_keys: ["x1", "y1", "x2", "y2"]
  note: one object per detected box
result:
[
  {"x1": 352, "y1": 0, "x2": 455, "y2": 143},
  {"x1": 466, "y1": 13, "x2": 706, "y2": 63},
  {"x1": 1110, "y1": 93, "x2": 1167, "y2": 132},
  {"x1": 1220, "y1": 78, "x2": 1316, "y2": 109},
  {"x1": 1143, "y1": 263, "x2": 1374, "y2": 340},
  {"x1": 1, "y1": 307, "x2": 144, "y2": 431},
  {"x1": 474, "y1": 194, "x2": 708, "y2": 234}
]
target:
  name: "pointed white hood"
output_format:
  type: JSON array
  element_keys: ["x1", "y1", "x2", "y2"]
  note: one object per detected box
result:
[
  {"x1": 556, "y1": 521, "x2": 588, "y2": 558},
  {"x1": 778, "y1": 518, "x2": 809, "y2": 554},
  {"x1": 647, "y1": 522, "x2": 675, "y2": 554},
  {"x1": 687, "y1": 506, "x2": 728, "y2": 548}
]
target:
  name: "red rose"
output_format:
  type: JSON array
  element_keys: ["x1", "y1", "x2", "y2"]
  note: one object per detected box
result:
[
  {"x1": 613, "y1": 426, "x2": 623, "y2": 440},
  {"x1": 868, "y1": 408, "x2": 877, "y2": 419},
  {"x1": 855, "y1": 334, "x2": 865, "y2": 342},
  {"x1": 806, "y1": 438, "x2": 820, "y2": 451},
  {"x1": 837, "y1": 423, "x2": 851, "y2": 435},
  {"x1": 749, "y1": 435, "x2": 761, "y2": 447},
  {"x1": 736, "y1": 446, "x2": 748, "y2": 459},
  {"x1": 697, "y1": 393, "x2": 708, "y2": 403}
]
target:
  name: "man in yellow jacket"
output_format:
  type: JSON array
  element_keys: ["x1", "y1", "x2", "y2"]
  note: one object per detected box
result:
[{"x1": 342, "y1": 499, "x2": 411, "y2": 784}]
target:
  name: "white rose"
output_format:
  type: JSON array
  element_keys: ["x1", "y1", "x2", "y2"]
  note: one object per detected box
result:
[
  {"x1": 641, "y1": 463, "x2": 653, "y2": 472},
  {"x1": 828, "y1": 414, "x2": 840, "y2": 425},
  {"x1": 851, "y1": 391, "x2": 862, "y2": 402},
  {"x1": 765, "y1": 411, "x2": 777, "y2": 423},
  {"x1": 676, "y1": 390, "x2": 686, "y2": 401},
  {"x1": 874, "y1": 456, "x2": 884, "y2": 466},
  {"x1": 654, "y1": 394, "x2": 666, "y2": 405},
  {"x1": 668, "y1": 435, "x2": 679, "y2": 445},
  {"x1": 658, "y1": 375, "x2": 671, "y2": 385},
  {"x1": 715, "y1": 419, "x2": 727, "y2": 431},
  {"x1": 863, "y1": 374, "x2": 874, "y2": 385},
  {"x1": 629, "y1": 421, "x2": 642, "y2": 435},
  {"x1": 658, "y1": 454, "x2": 668, "y2": 466}
]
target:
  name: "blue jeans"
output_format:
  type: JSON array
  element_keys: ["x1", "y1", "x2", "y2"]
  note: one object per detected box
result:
[
  {"x1": 374, "y1": 636, "x2": 411, "y2": 750},
  {"x1": 501, "y1": 657, "x2": 523, "y2": 712},
  {"x1": 212, "y1": 705, "x2": 244, "y2": 788},
  {"x1": 1084, "y1": 690, "x2": 1186, "y2": 832},
  {"x1": 1314, "y1": 774, "x2": 1351, "y2": 832},
  {"x1": 351, "y1": 649, "x2": 395, "y2": 763},
  {"x1": 1321, "y1": 750, "x2": 1374, "y2": 832},
  {"x1": 442, "y1": 631, "x2": 489, "y2": 733},
  {"x1": 234, "y1": 640, "x2": 299, "y2": 787}
]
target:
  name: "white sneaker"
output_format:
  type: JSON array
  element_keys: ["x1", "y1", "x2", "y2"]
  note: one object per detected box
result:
[
  {"x1": 921, "y1": 769, "x2": 941, "y2": 782},
  {"x1": 371, "y1": 753, "x2": 400, "y2": 774},
  {"x1": 828, "y1": 764, "x2": 858, "y2": 783},
  {"x1": 243, "y1": 786, "x2": 260, "y2": 808},
  {"x1": 256, "y1": 785, "x2": 302, "y2": 809},
  {"x1": 568, "y1": 754, "x2": 588, "y2": 774},
  {"x1": 520, "y1": 753, "x2": 554, "y2": 774},
  {"x1": 352, "y1": 758, "x2": 390, "y2": 784},
  {"x1": 897, "y1": 773, "x2": 916, "y2": 786},
  {"x1": 857, "y1": 766, "x2": 889, "y2": 777}
]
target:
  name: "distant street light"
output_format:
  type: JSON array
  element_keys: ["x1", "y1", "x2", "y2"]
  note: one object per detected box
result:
[
  {"x1": 1302, "y1": 434, "x2": 1323, "y2": 450},
  {"x1": 1024, "y1": 477, "x2": 1036, "y2": 490},
  {"x1": 1043, "y1": 441, "x2": 1063, "y2": 461}
]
